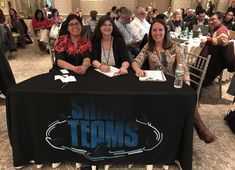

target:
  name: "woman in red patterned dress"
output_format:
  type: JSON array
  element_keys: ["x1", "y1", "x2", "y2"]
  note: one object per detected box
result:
[{"x1": 54, "y1": 14, "x2": 92, "y2": 75}]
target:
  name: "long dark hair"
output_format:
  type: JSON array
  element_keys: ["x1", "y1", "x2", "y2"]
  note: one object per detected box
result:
[
  {"x1": 62, "y1": 14, "x2": 82, "y2": 35},
  {"x1": 9, "y1": 8, "x2": 17, "y2": 23},
  {"x1": 51, "y1": 8, "x2": 59, "y2": 17},
  {"x1": 34, "y1": 9, "x2": 45, "y2": 21},
  {"x1": 9, "y1": 8, "x2": 17, "y2": 16},
  {"x1": 0, "y1": 9, "x2": 5, "y2": 24},
  {"x1": 92, "y1": 15, "x2": 122, "y2": 41},
  {"x1": 148, "y1": 19, "x2": 172, "y2": 52}
]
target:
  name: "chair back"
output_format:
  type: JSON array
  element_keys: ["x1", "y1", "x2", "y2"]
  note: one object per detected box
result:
[
  {"x1": 186, "y1": 52, "x2": 211, "y2": 106},
  {"x1": 229, "y1": 30, "x2": 235, "y2": 40},
  {"x1": 28, "y1": 20, "x2": 40, "y2": 53}
]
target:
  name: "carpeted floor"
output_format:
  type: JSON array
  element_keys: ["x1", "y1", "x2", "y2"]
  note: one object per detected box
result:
[{"x1": 0, "y1": 45, "x2": 235, "y2": 170}]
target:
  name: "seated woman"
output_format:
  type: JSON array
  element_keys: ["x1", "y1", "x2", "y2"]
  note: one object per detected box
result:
[
  {"x1": 32, "y1": 9, "x2": 52, "y2": 52},
  {"x1": 50, "y1": 8, "x2": 63, "y2": 25},
  {"x1": 54, "y1": 14, "x2": 91, "y2": 75},
  {"x1": 132, "y1": 19, "x2": 215, "y2": 143},
  {"x1": 167, "y1": 9, "x2": 185, "y2": 32},
  {"x1": 0, "y1": 9, "x2": 17, "y2": 53},
  {"x1": 92, "y1": 15, "x2": 130, "y2": 75},
  {"x1": 6, "y1": 8, "x2": 27, "y2": 48}
]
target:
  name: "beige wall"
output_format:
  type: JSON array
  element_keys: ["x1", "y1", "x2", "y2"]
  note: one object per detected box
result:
[
  {"x1": 6, "y1": 0, "x2": 232, "y2": 18},
  {"x1": 136, "y1": 0, "x2": 171, "y2": 13},
  {"x1": 172, "y1": 0, "x2": 195, "y2": 10},
  {"x1": 80, "y1": 0, "x2": 136, "y2": 15},
  {"x1": 52, "y1": 0, "x2": 171, "y2": 16},
  {"x1": 54, "y1": 0, "x2": 72, "y2": 16},
  {"x1": 216, "y1": 0, "x2": 230, "y2": 12}
]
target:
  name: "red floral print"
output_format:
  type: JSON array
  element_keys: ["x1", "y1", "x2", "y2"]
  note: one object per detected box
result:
[{"x1": 55, "y1": 35, "x2": 92, "y2": 56}]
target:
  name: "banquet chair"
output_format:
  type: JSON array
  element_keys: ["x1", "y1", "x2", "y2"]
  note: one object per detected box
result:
[
  {"x1": 28, "y1": 20, "x2": 40, "y2": 53},
  {"x1": 186, "y1": 52, "x2": 211, "y2": 106},
  {"x1": 229, "y1": 30, "x2": 235, "y2": 40}
]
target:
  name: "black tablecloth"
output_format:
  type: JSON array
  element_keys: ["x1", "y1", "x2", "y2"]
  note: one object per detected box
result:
[
  {"x1": 227, "y1": 74, "x2": 235, "y2": 96},
  {"x1": 6, "y1": 69, "x2": 196, "y2": 170},
  {"x1": 0, "y1": 48, "x2": 15, "y2": 96}
]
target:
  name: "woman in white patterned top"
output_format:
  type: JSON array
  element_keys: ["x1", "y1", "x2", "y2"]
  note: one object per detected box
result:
[{"x1": 132, "y1": 19, "x2": 190, "y2": 83}]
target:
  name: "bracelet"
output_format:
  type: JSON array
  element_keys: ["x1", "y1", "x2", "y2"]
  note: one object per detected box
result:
[{"x1": 99, "y1": 64, "x2": 103, "y2": 69}]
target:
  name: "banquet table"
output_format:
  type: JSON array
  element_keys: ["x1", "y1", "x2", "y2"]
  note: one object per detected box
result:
[{"x1": 6, "y1": 69, "x2": 197, "y2": 170}]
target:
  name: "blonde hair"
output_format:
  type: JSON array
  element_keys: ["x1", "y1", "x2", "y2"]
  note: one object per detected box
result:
[{"x1": 172, "y1": 9, "x2": 182, "y2": 19}]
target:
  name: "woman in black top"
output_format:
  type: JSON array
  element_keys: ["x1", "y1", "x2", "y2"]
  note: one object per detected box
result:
[
  {"x1": 92, "y1": 15, "x2": 130, "y2": 75},
  {"x1": 54, "y1": 14, "x2": 92, "y2": 75}
]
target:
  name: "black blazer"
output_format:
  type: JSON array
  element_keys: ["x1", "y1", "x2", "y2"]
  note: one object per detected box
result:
[{"x1": 92, "y1": 36, "x2": 130, "y2": 67}]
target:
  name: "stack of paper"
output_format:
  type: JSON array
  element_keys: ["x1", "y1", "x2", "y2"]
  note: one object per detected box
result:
[
  {"x1": 95, "y1": 66, "x2": 120, "y2": 77},
  {"x1": 54, "y1": 74, "x2": 76, "y2": 83},
  {"x1": 139, "y1": 70, "x2": 166, "y2": 82}
]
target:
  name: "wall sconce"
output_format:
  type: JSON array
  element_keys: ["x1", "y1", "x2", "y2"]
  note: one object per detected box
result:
[{"x1": 0, "y1": 0, "x2": 6, "y2": 8}]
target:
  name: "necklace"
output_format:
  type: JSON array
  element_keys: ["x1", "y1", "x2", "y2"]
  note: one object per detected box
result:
[{"x1": 101, "y1": 37, "x2": 113, "y2": 65}]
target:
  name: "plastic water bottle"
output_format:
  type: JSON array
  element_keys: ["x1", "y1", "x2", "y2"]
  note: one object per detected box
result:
[
  {"x1": 198, "y1": 27, "x2": 202, "y2": 38},
  {"x1": 174, "y1": 64, "x2": 184, "y2": 88}
]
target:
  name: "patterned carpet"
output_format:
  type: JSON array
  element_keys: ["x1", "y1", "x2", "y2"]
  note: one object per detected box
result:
[{"x1": 0, "y1": 45, "x2": 235, "y2": 170}]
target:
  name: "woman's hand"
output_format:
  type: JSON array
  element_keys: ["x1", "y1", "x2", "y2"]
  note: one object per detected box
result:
[
  {"x1": 73, "y1": 65, "x2": 88, "y2": 75},
  {"x1": 99, "y1": 64, "x2": 110, "y2": 72},
  {"x1": 184, "y1": 80, "x2": 191, "y2": 86},
  {"x1": 135, "y1": 69, "x2": 146, "y2": 77},
  {"x1": 118, "y1": 66, "x2": 128, "y2": 75},
  {"x1": 165, "y1": 50, "x2": 174, "y2": 63}
]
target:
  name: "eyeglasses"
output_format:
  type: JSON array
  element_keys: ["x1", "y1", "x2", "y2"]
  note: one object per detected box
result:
[
  {"x1": 68, "y1": 22, "x2": 81, "y2": 27},
  {"x1": 209, "y1": 18, "x2": 218, "y2": 22}
]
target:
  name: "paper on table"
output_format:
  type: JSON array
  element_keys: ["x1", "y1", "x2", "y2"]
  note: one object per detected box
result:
[
  {"x1": 60, "y1": 69, "x2": 69, "y2": 74},
  {"x1": 139, "y1": 70, "x2": 166, "y2": 82},
  {"x1": 54, "y1": 75, "x2": 76, "y2": 83},
  {"x1": 68, "y1": 75, "x2": 76, "y2": 82},
  {"x1": 94, "y1": 66, "x2": 120, "y2": 77}
]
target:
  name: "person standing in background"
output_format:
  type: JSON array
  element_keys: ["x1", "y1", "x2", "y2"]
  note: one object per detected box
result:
[
  {"x1": 87, "y1": 10, "x2": 98, "y2": 33},
  {"x1": 195, "y1": 2, "x2": 203, "y2": 15},
  {"x1": 206, "y1": 1, "x2": 215, "y2": 17}
]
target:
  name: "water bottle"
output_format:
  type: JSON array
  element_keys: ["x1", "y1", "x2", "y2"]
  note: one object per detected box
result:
[
  {"x1": 198, "y1": 27, "x2": 202, "y2": 38},
  {"x1": 189, "y1": 30, "x2": 193, "y2": 39},
  {"x1": 184, "y1": 27, "x2": 189, "y2": 38},
  {"x1": 174, "y1": 64, "x2": 184, "y2": 88}
]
